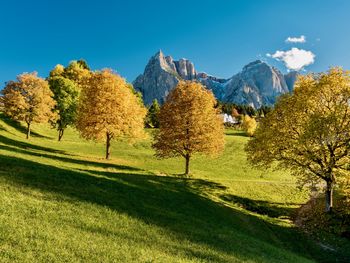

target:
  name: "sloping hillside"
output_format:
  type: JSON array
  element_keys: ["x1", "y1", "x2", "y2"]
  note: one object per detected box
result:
[{"x1": 0, "y1": 113, "x2": 349, "y2": 262}]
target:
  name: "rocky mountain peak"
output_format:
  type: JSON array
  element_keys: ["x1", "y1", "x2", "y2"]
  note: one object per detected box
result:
[
  {"x1": 133, "y1": 51, "x2": 199, "y2": 104},
  {"x1": 242, "y1": 60, "x2": 264, "y2": 70},
  {"x1": 223, "y1": 60, "x2": 291, "y2": 107},
  {"x1": 133, "y1": 51, "x2": 298, "y2": 108}
]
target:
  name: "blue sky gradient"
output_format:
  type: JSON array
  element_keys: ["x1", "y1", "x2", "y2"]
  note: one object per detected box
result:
[{"x1": 0, "y1": 0, "x2": 349, "y2": 84}]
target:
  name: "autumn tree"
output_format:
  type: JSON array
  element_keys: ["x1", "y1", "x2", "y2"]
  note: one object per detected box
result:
[
  {"x1": 231, "y1": 107, "x2": 240, "y2": 118},
  {"x1": 258, "y1": 105, "x2": 272, "y2": 117},
  {"x1": 62, "y1": 60, "x2": 91, "y2": 86},
  {"x1": 49, "y1": 64, "x2": 65, "y2": 78},
  {"x1": 50, "y1": 60, "x2": 91, "y2": 88},
  {"x1": 0, "y1": 96, "x2": 4, "y2": 111},
  {"x1": 76, "y1": 69, "x2": 146, "y2": 159},
  {"x1": 48, "y1": 76, "x2": 80, "y2": 141},
  {"x1": 245, "y1": 68, "x2": 350, "y2": 213},
  {"x1": 242, "y1": 115, "x2": 257, "y2": 137},
  {"x1": 47, "y1": 60, "x2": 91, "y2": 140},
  {"x1": 153, "y1": 81, "x2": 225, "y2": 175},
  {"x1": 145, "y1": 99, "x2": 160, "y2": 128},
  {"x1": 76, "y1": 59, "x2": 90, "y2": 70},
  {"x1": 1, "y1": 72, "x2": 56, "y2": 139}
]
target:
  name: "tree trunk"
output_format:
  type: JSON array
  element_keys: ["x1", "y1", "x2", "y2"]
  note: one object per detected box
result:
[
  {"x1": 58, "y1": 129, "x2": 64, "y2": 141},
  {"x1": 26, "y1": 122, "x2": 31, "y2": 139},
  {"x1": 185, "y1": 154, "x2": 190, "y2": 176},
  {"x1": 325, "y1": 181, "x2": 334, "y2": 213},
  {"x1": 106, "y1": 132, "x2": 111, "y2": 160}
]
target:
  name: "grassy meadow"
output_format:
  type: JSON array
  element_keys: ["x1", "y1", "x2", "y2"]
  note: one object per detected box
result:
[{"x1": 0, "y1": 113, "x2": 349, "y2": 262}]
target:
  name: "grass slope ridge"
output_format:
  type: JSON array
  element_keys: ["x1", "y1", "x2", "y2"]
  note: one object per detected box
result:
[{"x1": 0, "y1": 113, "x2": 349, "y2": 262}]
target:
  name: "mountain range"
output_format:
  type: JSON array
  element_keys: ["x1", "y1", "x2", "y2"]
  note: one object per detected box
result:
[{"x1": 133, "y1": 51, "x2": 298, "y2": 108}]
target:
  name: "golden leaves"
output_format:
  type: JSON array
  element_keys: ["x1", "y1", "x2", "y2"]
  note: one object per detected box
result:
[
  {"x1": 153, "y1": 81, "x2": 225, "y2": 159},
  {"x1": 246, "y1": 67, "x2": 350, "y2": 192},
  {"x1": 2, "y1": 72, "x2": 57, "y2": 125},
  {"x1": 76, "y1": 69, "x2": 146, "y2": 142},
  {"x1": 242, "y1": 115, "x2": 257, "y2": 137}
]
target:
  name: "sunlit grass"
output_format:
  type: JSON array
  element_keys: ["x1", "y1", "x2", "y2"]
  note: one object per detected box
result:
[{"x1": 0, "y1": 113, "x2": 349, "y2": 262}]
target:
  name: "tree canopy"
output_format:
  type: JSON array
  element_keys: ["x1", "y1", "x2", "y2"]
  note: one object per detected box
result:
[
  {"x1": 47, "y1": 60, "x2": 91, "y2": 140},
  {"x1": 48, "y1": 76, "x2": 80, "y2": 141},
  {"x1": 242, "y1": 115, "x2": 257, "y2": 137},
  {"x1": 76, "y1": 69, "x2": 146, "y2": 159},
  {"x1": 245, "y1": 68, "x2": 350, "y2": 213},
  {"x1": 1, "y1": 72, "x2": 56, "y2": 139},
  {"x1": 219, "y1": 102, "x2": 258, "y2": 117},
  {"x1": 145, "y1": 99, "x2": 160, "y2": 128},
  {"x1": 153, "y1": 81, "x2": 225, "y2": 175},
  {"x1": 50, "y1": 60, "x2": 91, "y2": 88}
]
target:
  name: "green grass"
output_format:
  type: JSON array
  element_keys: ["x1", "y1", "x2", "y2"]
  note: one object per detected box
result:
[{"x1": 0, "y1": 113, "x2": 349, "y2": 262}]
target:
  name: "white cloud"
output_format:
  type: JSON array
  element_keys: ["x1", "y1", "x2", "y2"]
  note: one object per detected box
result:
[
  {"x1": 285, "y1": 35, "x2": 306, "y2": 43},
  {"x1": 268, "y1": 47, "x2": 315, "y2": 71}
]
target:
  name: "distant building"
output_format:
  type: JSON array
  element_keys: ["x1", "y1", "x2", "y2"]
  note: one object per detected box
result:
[{"x1": 221, "y1": 113, "x2": 239, "y2": 125}]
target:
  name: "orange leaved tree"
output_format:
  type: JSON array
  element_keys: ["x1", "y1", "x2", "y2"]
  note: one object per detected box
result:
[
  {"x1": 76, "y1": 69, "x2": 146, "y2": 159},
  {"x1": 246, "y1": 68, "x2": 350, "y2": 213},
  {"x1": 153, "y1": 81, "x2": 225, "y2": 175},
  {"x1": 1, "y1": 72, "x2": 56, "y2": 139}
]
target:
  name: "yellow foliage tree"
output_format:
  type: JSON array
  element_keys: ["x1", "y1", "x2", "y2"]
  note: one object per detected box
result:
[
  {"x1": 246, "y1": 68, "x2": 350, "y2": 213},
  {"x1": 1, "y1": 72, "x2": 56, "y2": 139},
  {"x1": 242, "y1": 115, "x2": 257, "y2": 137},
  {"x1": 49, "y1": 61, "x2": 91, "y2": 90},
  {"x1": 76, "y1": 69, "x2": 147, "y2": 159},
  {"x1": 61, "y1": 61, "x2": 91, "y2": 88},
  {"x1": 153, "y1": 81, "x2": 225, "y2": 175},
  {"x1": 49, "y1": 64, "x2": 65, "y2": 78}
]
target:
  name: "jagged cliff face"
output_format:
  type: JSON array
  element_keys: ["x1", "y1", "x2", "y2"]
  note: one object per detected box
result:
[
  {"x1": 133, "y1": 51, "x2": 298, "y2": 108},
  {"x1": 284, "y1": 71, "x2": 299, "y2": 92},
  {"x1": 222, "y1": 60, "x2": 291, "y2": 107},
  {"x1": 133, "y1": 51, "x2": 196, "y2": 104},
  {"x1": 197, "y1": 73, "x2": 227, "y2": 101}
]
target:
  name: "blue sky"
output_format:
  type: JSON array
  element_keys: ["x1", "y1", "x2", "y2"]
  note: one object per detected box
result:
[{"x1": 0, "y1": 0, "x2": 349, "y2": 85}]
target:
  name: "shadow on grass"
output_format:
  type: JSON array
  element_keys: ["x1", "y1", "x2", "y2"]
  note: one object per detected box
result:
[
  {"x1": 225, "y1": 130, "x2": 249, "y2": 137},
  {"x1": 0, "y1": 135, "x2": 67, "y2": 155},
  {"x1": 0, "y1": 113, "x2": 51, "y2": 139},
  {"x1": 0, "y1": 142, "x2": 142, "y2": 172},
  {"x1": 0, "y1": 154, "x2": 345, "y2": 262},
  {"x1": 188, "y1": 178, "x2": 228, "y2": 195},
  {"x1": 220, "y1": 194, "x2": 296, "y2": 219}
]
